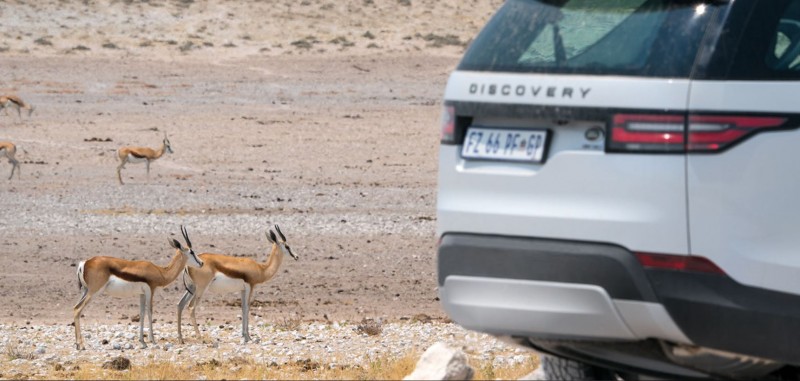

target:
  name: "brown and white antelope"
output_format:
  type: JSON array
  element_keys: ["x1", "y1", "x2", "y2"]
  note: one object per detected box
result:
[
  {"x1": 0, "y1": 95, "x2": 35, "y2": 119},
  {"x1": 0, "y1": 141, "x2": 20, "y2": 180},
  {"x1": 73, "y1": 226, "x2": 204, "y2": 350},
  {"x1": 177, "y1": 225, "x2": 298, "y2": 344},
  {"x1": 116, "y1": 133, "x2": 173, "y2": 185}
]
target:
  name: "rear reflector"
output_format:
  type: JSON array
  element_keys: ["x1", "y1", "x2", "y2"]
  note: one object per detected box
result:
[
  {"x1": 441, "y1": 105, "x2": 456, "y2": 144},
  {"x1": 609, "y1": 113, "x2": 787, "y2": 153},
  {"x1": 635, "y1": 252, "x2": 725, "y2": 275}
]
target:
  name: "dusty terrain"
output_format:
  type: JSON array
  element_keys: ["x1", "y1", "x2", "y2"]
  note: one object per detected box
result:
[
  {"x1": 0, "y1": 2, "x2": 542, "y2": 378},
  {"x1": 0, "y1": 0, "x2": 499, "y2": 330}
]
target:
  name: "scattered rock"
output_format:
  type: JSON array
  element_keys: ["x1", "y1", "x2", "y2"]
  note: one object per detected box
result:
[
  {"x1": 356, "y1": 318, "x2": 382, "y2": 336},
  {"x1": 404, "y1": 342, "x2": 474, "y2": 380},
  {"x1": 102, "y1": 356, "x2": 131, "y2": 371}
]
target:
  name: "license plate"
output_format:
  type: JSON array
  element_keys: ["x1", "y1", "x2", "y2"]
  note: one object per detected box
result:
[{"x1": 461, "y1": 127, "x2": 549, "y2": 163}]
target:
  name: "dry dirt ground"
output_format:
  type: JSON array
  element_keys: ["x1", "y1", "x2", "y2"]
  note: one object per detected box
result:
[{"x1": 0, "y1": 0, "x2": 501, "y2": 329}]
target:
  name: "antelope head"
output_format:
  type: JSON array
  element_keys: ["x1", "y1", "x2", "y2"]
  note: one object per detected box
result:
[
  {"x1": 169, "y1": 225, "x2": 204, "y2": 267},
  {"x1": 267, "y1": 224, "x2": 298, "y2": 261}
]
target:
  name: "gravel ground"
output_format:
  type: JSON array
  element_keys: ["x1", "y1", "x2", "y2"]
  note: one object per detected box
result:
[
  {"x1": 2, "y1": 321, "x2": 533, "y2": 379},
  {"x1": 0, "y1": 47, "x2": 541, "y2": 379},
  {"x1": 0, "y1": 1, "x2": 543, "y2": 377}
]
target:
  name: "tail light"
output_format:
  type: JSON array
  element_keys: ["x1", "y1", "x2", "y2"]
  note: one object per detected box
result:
[
  {"x1": 635, "y1": 252, "x2": 725, "y2": 275},
  {"x1": 440, "y1": 104, "x2": 456, "y2": 144},
  {"x1": 609, "y1": 114, "x2": 685, "y2": 152},
  {"x1": 609, "y1": 113, "x2": 788, "y2": 153},
  {"x1": 687, "y1": 115, "x2": 786, "y2": 152}
]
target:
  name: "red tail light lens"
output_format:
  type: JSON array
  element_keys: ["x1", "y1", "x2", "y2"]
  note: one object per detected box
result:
[
  {"x1": 687, "y1": 115, "x2": 786, "y2": 152},
  {"x1": 609, "y1": 113, "x2": 788, "y2": 153},
  {"x1": 609, "y1": 114, "x2": 685, "y2": 152},
  {"x1": 635, "y1": 252, "x2": 725, "y2": 275},
  {"x1": 440, "y1": 105, "x2": 456, "y2": 144}
]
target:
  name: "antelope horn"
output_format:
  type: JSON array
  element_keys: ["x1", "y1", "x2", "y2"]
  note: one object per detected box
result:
[
  {"x1": 275, "y1": 224, "x2": 286, "y2": 242},
  {"x1": 181, "y1": 225, "x2": 193, "y2": 248}
]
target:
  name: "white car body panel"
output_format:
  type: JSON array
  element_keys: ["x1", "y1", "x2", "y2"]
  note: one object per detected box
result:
[
  {"x1": 437, "y1": 146, "x2": 689, "y2": 254},
  {"x1": 690, "y1": 81, "x2": 800, "y2": 113},
  {"x1": 439, "y1": 74, "x2": 691, "y2": 255},
  {"x1": 688, "y1": 80, "x2": 800, "y2": 295}
]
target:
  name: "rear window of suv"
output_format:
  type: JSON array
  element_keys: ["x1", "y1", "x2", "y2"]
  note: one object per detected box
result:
[{"x1": 458, "y1": 0, "x2": 719, "y2": 78}]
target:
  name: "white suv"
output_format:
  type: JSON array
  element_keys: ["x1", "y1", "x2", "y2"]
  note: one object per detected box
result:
[{"x1": 436, "y1": 0, "x2": 800, "y2": 379}]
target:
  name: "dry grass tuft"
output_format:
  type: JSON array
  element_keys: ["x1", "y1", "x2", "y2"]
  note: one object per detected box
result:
[
  {"x1": 4, "y1": 344, "x2": 36, "y2": 361},
  {"x1": 474, "y1": 354, "x2": 539, "y2": 381},
  {"x1": 275, "y1": 316, "x2": 303, "y2": 331},
  {"x1": 411, "y1": 313, "x2": 433, "y2": 323}
]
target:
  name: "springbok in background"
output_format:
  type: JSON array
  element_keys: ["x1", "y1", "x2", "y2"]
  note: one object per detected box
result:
[
  {"x1": 116, "y1": 133, "x2": 173, "y2": 185},
  {"x1": 177, "y1": 224, "x2": 298, "y2": 344},
  {"x1": 0, "y1": 141, "x2": 20, "y2": 180},
  {"x1": 0, "y1": 95, "x2": 35, "y2": 120},
  {"x1": 73, "y1": 226, "x2": 204, "y2": 350}
]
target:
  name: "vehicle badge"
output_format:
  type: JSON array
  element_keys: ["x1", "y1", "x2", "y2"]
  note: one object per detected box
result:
[{"x1": 585, "y1": 127, "x2": 603, "y2": 141}]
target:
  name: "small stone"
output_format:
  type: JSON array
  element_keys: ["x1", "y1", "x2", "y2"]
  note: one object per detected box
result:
[{"x1": 102, "y1": 356, "x2": 131, "y2": 371}]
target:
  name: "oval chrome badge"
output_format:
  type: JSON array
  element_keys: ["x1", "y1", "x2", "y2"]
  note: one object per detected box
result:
[{"x1": 585, "y1": 127, "x2": 603, "y2": 141}]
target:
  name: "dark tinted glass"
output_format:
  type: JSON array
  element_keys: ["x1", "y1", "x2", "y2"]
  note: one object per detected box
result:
[
  {"x1": 717, "y1": 0, "x2": 800, "y2": 80},
  {"x1": 458, "y1": 0, "x2": 719, "y2": 77}
]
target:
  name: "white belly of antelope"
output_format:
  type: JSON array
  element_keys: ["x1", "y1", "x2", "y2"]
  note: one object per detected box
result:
[
  {"x1": 126, "y1": 156, "x2": 147, "y2": 164},
  {"x1": 208, "y1": 273, "x2": 246, "y2": 293},
  {"x1": 104, "y1": 276, "x2": 148, "y2": 297}
]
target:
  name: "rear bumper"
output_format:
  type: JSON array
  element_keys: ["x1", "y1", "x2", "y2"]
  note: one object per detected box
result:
[{"x1": 437, "y1": 233, "x2": 800, "y2": 365}]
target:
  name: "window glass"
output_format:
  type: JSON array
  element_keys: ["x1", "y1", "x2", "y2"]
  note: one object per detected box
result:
[
  {"x1": 766, "y1": 2, "x2": 800, "y2": 71},
  {"x1": 458, "y1": 0, "x2": 717, "y2": 78},
  {"x1": 713, "y1": 0, "x2": 800, "y2": 80}
]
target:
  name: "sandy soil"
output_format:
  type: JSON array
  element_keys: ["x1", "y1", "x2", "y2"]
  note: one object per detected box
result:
[{"x1": 0, "y1": 0, "x2": 499, "y2": 328}]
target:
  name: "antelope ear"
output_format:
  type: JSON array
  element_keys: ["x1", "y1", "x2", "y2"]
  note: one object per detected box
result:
[
  {"x1": 269, "y1": 230, "x2": 278, "y2": 243},
  {"x1": 169, "y1": 238, "x2": 182, "y2": 249}
]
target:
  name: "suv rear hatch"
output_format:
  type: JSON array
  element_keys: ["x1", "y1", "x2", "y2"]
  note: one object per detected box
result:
[{"x1": 438, "y1": 0, "x2": 721, "y2": 256}]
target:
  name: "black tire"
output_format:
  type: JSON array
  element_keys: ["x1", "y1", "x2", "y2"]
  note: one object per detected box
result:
[{"x1": 535, "y1": 354, "x2": 631, "y2": 381}]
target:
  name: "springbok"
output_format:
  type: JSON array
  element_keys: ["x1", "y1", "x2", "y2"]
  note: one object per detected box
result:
[
  {"x1": 116, "y1": 133, "x2": 173, "y2": 185},
  {"x1": 73, "y1": 226, "x2": 204, "y2": 350},
  {"x1": 177, "y1": 224, "x2": 298, "y2": 344},
  {"x1": 0, "y1": 95, "x2": 35, "y2": 119},
  {"x1": 0, "y1": 141, "x2": 20, "y2": 180}
]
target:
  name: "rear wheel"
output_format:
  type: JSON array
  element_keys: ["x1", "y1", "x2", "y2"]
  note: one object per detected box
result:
[{"x1": 528, "y1": 354, "x2": 638, "y2": 381}]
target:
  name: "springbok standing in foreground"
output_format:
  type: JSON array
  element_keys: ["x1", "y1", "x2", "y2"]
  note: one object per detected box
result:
[
  {"x1": 0, "y1": 141, "x2": 20, "y2": 180},
  {"x1": 73, "y1": 226, "x2": 204, "y2": 350},
  {"x1": 0, "y1": 95, "x2": 35, "y2": 119},
  {"x1": 177, "y1": 225, "x2": 298, "y2": 344},
  {"x1": 116, "y1": 133, "x2": 173, "y2": 185}
]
